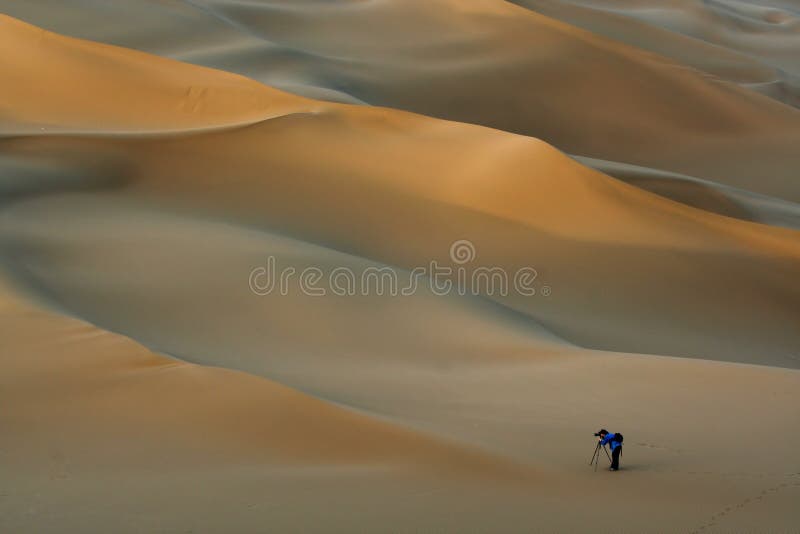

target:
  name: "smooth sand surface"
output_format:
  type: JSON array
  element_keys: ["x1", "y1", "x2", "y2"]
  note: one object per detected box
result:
[
  {"x1": 4, "y1": 1, "x2": 800, "y2": 200},
  {"x1": 1, "y1": 4, "x2": 799, "y2": 533}
]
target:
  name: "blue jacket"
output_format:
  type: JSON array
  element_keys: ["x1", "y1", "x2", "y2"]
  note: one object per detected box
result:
[{"x1": 600, "y1": 433, "x2": 621, "y2": 450}]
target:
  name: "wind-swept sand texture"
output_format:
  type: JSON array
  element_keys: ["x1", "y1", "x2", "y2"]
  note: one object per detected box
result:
[
  {"x1": 4, "y1": 1, "x2": 800, "y2": 199},
  {"x1": 1, "y1": 5, "x2": 799, "y2": 533}
]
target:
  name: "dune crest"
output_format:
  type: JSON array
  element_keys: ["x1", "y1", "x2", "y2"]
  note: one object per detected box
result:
[
  {"x1": 1, "y1": 16, "x2": 799, "y2": 366},
  {"x1": 4, "y1": 2, "x2": 800, "y2": 200},
  {"x1": 1, "y1": 6, "x2": 799, "y2": 533},
  {"x1": 0, "y1": 14, "x2": 314, "y2": 134}
]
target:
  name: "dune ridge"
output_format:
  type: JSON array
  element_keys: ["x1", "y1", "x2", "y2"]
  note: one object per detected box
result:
[
  {"x1": 509, "y1": 0, "x2": 800, "y2": 106},
  {"x1": 1, "y1": 14, "x2": 799, "y2": 366},
  {"x1": 1, "y1": 7, "x2": 799, "y2": 534},
  {"x1": 0, "y1": 14, "x2": 317, "y2": 135},
  {"x1": 0, "y1": 279, "x2": 540, "y2": 482},
  {"x1": 4, "y1": 2, "x2": 800, "y2": 201}
]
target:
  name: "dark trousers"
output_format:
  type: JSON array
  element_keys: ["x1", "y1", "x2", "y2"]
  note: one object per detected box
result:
[{"x1": 611, "y1": 445, "x2": 621, "y2": 470}]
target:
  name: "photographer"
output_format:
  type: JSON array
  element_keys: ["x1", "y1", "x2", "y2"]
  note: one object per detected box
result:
[{"x1": 596, "y1": 429, "x2": 623, "y2": 471}]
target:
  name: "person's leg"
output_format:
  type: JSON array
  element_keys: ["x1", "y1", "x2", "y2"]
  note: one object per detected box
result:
[{"x1": 611, "y1": 445, "x2": 621, "y2": 470}]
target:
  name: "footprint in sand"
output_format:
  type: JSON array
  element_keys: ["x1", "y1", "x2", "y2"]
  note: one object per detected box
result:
[{"x1": 636, "y1": 442, "x2": 682, "y2": 453}]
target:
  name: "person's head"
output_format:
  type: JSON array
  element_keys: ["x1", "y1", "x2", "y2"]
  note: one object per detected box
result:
[{"x1": 598, "y1": 429, "x2": 608, "y2": 437}]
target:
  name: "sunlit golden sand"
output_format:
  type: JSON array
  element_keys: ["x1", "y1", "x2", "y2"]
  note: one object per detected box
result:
[{"x1": 1, "y1": 4, "x2": 799, "y2": 533}]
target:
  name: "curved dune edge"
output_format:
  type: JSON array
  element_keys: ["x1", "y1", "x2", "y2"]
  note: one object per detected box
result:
[
  {"x1": 3, "y1": 10, "x2": 800, "y2": 201},
  {"x1": 575, "y1": 155, "x2": 800, "y2": 230},
  {"x1": 509, "y1": 0, "x2": 800, "y2": 107},
  {"x1": 0, "y1": 13, "x2": 798, "y2": 363},
  {"x1": 0, "y1": 277, "x2": 536, "y2": 483},
  {"x1": 3, "y1": 103, "x2": 798, "y2": 364},
  {"x1": 3, "y1": 265, "x2": 800, "y2": 532},
  {"x1": 516, "y1": 0, "x2": 800, "y2": 74},
  {"x1": 0, "y1": 14, "x2": 320, "y2": 135},
  {"x1": 0, "y1": 8, "x2": 799, "y2": 532}
]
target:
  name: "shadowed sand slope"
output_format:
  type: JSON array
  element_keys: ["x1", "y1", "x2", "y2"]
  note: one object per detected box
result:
[
  {"x1": 3, "y1": 114, "x2": 800, "y2": 364},
  {"x1": 515, "y1": 0, "x2": 800, "y2": 78},
  {"x1": 3, "y1": 2, "x2": 800, "y2": 201},
  {"x1": 576, "y1": 155, "x2": 800, "y2": 229},
  {"x1": 510, "y1": 0, "x2": 800, "y2": 106},
  {"x1": 0, "y1": 280, "x2": 537, "y2": 480},
  {"x1": 1, "y1": 8, "x2": 799, "y2": 534},
  {"x1": 2, "y1": 271, "x2": 799, "y2": 533},
  {"x1": 1, "y1": 13, "x2": 799, "y2": 363}
]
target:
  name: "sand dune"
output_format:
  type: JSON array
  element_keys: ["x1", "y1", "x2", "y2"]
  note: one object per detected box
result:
[
  {"x1": 0, "y1": 14, "x2": 312, "y2": 134},
  {"x1": 4, "y1": 1, "x2": 800, "y2": 200},
  {"x1": 1, "y1": 5, "x2": 799, "y2": 534},
  {"x1": 576, "y1": 155, "x2": 800, "y2": 229},
  {"x1": 2, "y1": 268, "x2": 799, "y2": 533},
  {"x1": 510, "y1": 0, "x2": 800, "y2": 106},
  {"x1": 0, "y1": 280, "x2": 538, "y2": 480},
  {"x1": 525, "y1": 0, "x2": 800, "y2": 76},
  {"x1": 3, "y1": 113, "x2": 799, "y2": 364}
]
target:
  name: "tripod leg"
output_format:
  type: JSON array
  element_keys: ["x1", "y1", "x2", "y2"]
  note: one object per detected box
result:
[
  {"x1": 589, "y1": 443, "x2": 599, "y2": 471},
  {"x1": 594, "y1": 443, "x2": 602, "y2": 471},
  {"x1": 589, "y1": 442, "x2": 600, "y2": 465},
  {"x1": 603, "y1": 445, "x2": 612, "y2": 463}
]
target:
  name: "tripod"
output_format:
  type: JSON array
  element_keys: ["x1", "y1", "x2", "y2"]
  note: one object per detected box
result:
[{"x1": 589, "y1": 441, "x2": 612, "y2": 471}]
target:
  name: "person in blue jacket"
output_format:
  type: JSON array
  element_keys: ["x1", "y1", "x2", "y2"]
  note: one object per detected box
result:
[{"x1": 598, "y1": 429, "x2": 622, "y2": 471}]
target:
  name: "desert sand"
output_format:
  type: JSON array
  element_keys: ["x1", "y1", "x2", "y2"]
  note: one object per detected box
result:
[{"x1": 1, "y1": 3, "x2": 799, "y2": 533}]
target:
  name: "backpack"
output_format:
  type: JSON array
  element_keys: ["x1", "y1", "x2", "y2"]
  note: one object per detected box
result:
[{"x1": 613, "y1": 432, "x2": 624, "y2": 444}]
